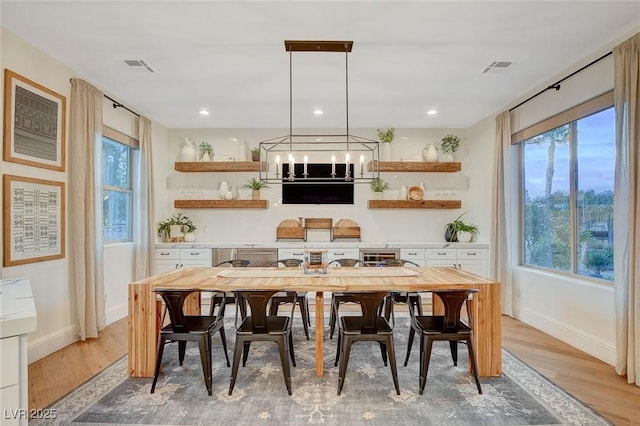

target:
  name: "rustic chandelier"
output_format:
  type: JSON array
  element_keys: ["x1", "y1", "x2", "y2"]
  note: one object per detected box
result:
[{"x1": 258, "y1": 40, "x2": 380, "y2": 184}]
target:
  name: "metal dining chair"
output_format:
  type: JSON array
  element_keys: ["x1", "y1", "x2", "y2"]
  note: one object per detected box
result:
[{"x1": 267, "y1": 259, "x2": 311, "y2": 340}]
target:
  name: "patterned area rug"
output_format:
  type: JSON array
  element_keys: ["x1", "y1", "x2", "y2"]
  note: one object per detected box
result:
[{"x1": 36, "y1": 316, "x2": 610, "y2": 425}]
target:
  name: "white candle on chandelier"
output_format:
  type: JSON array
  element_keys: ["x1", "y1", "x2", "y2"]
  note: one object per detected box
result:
[
  {"x1": 331, "y1": 154, "x2": 336, "y2": 175},
  {"x1": 288, "y1": 153, "x2": 295, "y2": 175},
  {"x1": 359, "y1": 154, "x2": 365, "y2": 175},
  {"x1": 303, "y1": 155, "x2": 308, "y2": 175},
  {"x1": 275, "y1": 155, "x2": 280, "y2": 176}
]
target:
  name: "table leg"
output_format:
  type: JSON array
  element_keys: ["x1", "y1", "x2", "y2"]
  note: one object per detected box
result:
[
  {"x1": 128, "y1": 283, "x2": 157, "y2": 377},
  {"x1": 315, "y1": 291, "x2": 324, "y2": 376}
]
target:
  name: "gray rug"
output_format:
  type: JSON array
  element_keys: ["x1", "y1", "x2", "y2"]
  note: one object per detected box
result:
[{"x1": 35, "y1": 316, "x2": 610, "y2": 425}]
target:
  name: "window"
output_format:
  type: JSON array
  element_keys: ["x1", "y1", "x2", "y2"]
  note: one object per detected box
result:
[
  {"x1": 102, "y1": 136, "x2": 132, "y2": 242},
  {"x1": 520, "y1": 97, "x2": 615, "y2": 281}
]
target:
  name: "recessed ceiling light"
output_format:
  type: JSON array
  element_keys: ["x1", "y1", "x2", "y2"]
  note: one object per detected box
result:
[
  {"x1": 199, "y1": 109, "x2": 210, "y2": 116},
  {"x1": 314, "y1": 109, "x2": 324, "y2": 116},
  {"x1": 427, "y1": 110, "x2": 438, "y2": 116}
]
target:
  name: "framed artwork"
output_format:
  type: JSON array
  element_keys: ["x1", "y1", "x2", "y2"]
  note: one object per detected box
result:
[
  {"x1": 3, "y1": 69, "x2": 66, "y2": 171},
  {"x1": 3, "y1": 174, "x2": 65, "y2": 267}
]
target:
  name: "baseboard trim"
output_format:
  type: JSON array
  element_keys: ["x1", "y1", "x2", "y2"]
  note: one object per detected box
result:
[
  {"x1": 27, "y1": 324, "x2": 79, "y2": 364},
  {"x1": 105, "y1": 302, "x2": 128, "y2": 326},
  {"x1": 518, "y1": 307, "x2": 616, "y2": 366}
]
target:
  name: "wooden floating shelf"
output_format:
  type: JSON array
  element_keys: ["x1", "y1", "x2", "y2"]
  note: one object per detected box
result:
[
  {"x1": 367, "y1": 161, "x2": 461, "y2": 173},
  {"x1": 367, "y1": 200, "x2": 461, "y2": 209},
  {"x1": 175, "y1": 161, "x2": 266, "y2": 172},
  {"x1": 174, "y1": 199, "x2": 268, "y2": 209}
]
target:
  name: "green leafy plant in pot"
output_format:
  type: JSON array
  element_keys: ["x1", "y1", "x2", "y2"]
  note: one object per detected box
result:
[
  {"x1": 370, "y1": 178, "x2": 389, "y2": 200},
  {"x1": 444, "y1": 211, "x2": 478, "y2": 242},
  {"x1": 242, "y1": 177, "x2": 270, "y2": 200},
  {"x1": 440, "y1": 134, "x2": 460, "y2": 161},
  {"x1": 250, "y1": 147, "x2": 260, "y2": 161},
  {"x1": 157, "y1": 212, "x2": 196, "y2": 241}
]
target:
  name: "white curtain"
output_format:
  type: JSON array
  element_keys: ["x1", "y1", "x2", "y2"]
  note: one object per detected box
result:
[
  {"x1": 69, "y1": 79, "x2": 104, "y2": 340},
  {"x1": 492, "y1": 110, "x2": 515, "y2": 316},
  {"x1": 134, "y1": 116, "x2": 155, "y2": 280},
  {"x1": 613, "y1": 33, "x2": 640, "y2": 386}
]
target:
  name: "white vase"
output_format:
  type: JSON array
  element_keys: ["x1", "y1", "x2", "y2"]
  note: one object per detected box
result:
[
  {"x1": 457, "y1": 230, "x2": 473, "y2": 243},
  {"x1": 218, "y1": 180, "x2": 229, "y2": 199},
  {"x1": 184, "y1": 232, "x2": 196, "y2": 242},
  {"x1": 169, "y1": 225, "x2": 183, "y2": 239},
  {"x1": 400, "y1": 185, "x2": 407, "y2": 200},
  {"x1": 423, "y1": 144, "x2": 438, "y2": 162},
  {"x1": 380, "y1": 143, "x2": 392, "y2": 162},
  {"x1": 444, "y1": 153, "x2": 455, "y2": 162},
  {"x1": 238, "y1": 139, "x2": 247, "y2": 161},
  {"x1": 178, "y1": 137, "x2": 197, "y2": 162},
  {"x1": 201, "y1": 151, "x2": 211, "y2": 162},
  {"x1": 231, "y1": 185, "x2": 238, "y2": 200},
  {"x1": 373, "y1": 191, "x2": 383, "y2": 200}
]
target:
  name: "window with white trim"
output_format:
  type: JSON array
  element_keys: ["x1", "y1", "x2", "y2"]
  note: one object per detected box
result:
[{"x1": 102, "y1": 136, "x2": 132, "y2": 242}]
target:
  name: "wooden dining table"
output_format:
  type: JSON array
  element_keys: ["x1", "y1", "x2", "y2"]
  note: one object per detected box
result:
[{"x1": 128, "y1": 266, "x2": 501, "y2": 378}]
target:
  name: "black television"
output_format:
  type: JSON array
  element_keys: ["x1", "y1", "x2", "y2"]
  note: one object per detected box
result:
[{"x1": 282, "y1": 163, "x2": 354, "y2": 204}]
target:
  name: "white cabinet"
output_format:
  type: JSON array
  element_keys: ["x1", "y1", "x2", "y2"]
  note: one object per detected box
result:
[
  {"x1": 426, "y1": 247, "x2": 488, "y2": 277},
  {"x1": 277, "y1": 248, "x2": 306, "y2": 261},
  {"x1": 152, "y1": 248, "x2": 212, "y2": 275},
  {"x1": 277, "y1": 248, "x2": 360, "y2": 263}
]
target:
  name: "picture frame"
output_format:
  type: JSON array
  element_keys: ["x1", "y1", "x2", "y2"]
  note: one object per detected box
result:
[
  {"x1": 3, "y1": 174, "x2": 65, "y2": 267},
  {"x1": 3, "y1": 69, "x2": 66, "y2": 171}
]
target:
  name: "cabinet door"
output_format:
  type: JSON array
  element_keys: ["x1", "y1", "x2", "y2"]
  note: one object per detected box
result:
[
  {"x1": 152, "y1": 260, "x2": 180, "y2": 276},
  {"x1": 179, "y1": 248, "x2": 211, "y2": 265},
  {"x1": 456, "y1": 249, "x2": 488, "y2": 277},
  {"x1": 457, "y1": 261, "x2": 488, "y2": 277},
  {"x1": 400, "y1": 248, "x2": 426, "y2": 266}
]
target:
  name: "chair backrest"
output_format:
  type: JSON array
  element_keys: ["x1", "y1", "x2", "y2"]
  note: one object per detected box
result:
[
  {"x1": 378, "y1": 259, "x2": 419, "y2": 267},
  {"x1": 234, "y1": 289, "x2": 282, "y2": 334},
  {"x1": 269, "y1": 258, "x2": 304, "y2": 267},
  {"x1": 431, "y1": 289, "x2": 479, "y2": 333},
  {"x1": 349, "y1": 292, "x2": 389, "y2": 334},
  {"x1": 155, "y1": 288, "x2": 198, "y2": 333},
  {"x1": 214, "y1": 259, "x2": 257, "y2": 267},
  {"x1": 328, "y1": 258, "x2": 368, "y2": 267}
]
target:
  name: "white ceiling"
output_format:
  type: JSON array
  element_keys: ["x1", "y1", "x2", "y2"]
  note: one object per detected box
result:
[{"x1": 2, "y1": 1, "x2": 639, "y2": 130}]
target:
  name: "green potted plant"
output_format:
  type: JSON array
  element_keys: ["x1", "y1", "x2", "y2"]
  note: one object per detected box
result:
[
  {"x1": 157, "y1": 212, "x2": 196, "y2": 242},
  {"x1": 370, "y1": 178, "x2": 389, "y2": 200},
  {"x1": 377, "y1": 128, "x2": 395, "y2": 161},
  {"x1": 250, "y1": 147, "x2": 260, "y2": 161},
  {"x1": 440, "y1": 134, "x2": 461, "y2": 161},
  {"x1": 242, "y1": 177, "x2": 270, "y2": 200},
  {"x1": 199, "y1": 141, "x2": 213, "y2": 161},
  {"x1": 444, "y1": 211, "x2": 478, "y2": 242}
]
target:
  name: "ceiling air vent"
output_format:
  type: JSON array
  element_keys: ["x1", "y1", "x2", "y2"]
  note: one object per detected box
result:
[
  {"x1": 482, "y1": 61, "x2": 512, "y2": 74},
  {"x1": 123, "y1": 59, "x2": 154, "y2": 73}
]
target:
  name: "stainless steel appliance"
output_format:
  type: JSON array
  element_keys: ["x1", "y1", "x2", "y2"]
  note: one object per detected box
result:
[
  {"x1": 359, "y1": 248, "x2": 400, "y2": 267},
  {"x1": 213, "y1": 247, "x2": 278, "y2": 267}
]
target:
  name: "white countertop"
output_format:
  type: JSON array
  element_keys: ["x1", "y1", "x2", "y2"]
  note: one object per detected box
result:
[
  {"x1": 155, "y1": 241, "x2": 489, "y2": 249},
  {"x1": 0, "y1": 278, "x2": 37, "y2": 338}
]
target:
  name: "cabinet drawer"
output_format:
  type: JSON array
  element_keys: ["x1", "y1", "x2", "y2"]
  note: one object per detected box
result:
[
  {"x1": 400, "y1": 248, "x2": 425, "y2": 261},
  {"x1": 326, "y1": 248, "x2": 359, "y2": 260},
  {"x1": 457, "y1": 249, "x2": 487, "y2": 260},
  {"x1": 180, "y1": 249, "x2": 211, "y2": 261},
  {"x1": 278, "y1": 249, "x2": 306, "y2": 260},
  {"x1": 0, "y1": 336, "x2": 19, "y2": 387},
  {"x1": 426, "y1": 249, "x2": 456, "y2": 260},
  {"x1": 154, "y1": 248, "x2": 179, "y2": 260}
]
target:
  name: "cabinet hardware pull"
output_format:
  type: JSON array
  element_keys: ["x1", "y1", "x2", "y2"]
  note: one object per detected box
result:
[
  {"x1": 175, "y1": 264, "x2": 179, "y2": 269},
  {"x1": 293, "y1": 252, "x2": 303, "y2": 256},
  {"x1": 189, "y1": 252, "x2": 200, "y2": 256},
  {"x1": 437, "y1": 252, "x2": 447, "y2": 255},
  {"x1": 408, "y1": 252, "x2": 417, "y2": 255},
  {"x1": 467, "y1": 252, "x2": 476, "y2": 256},
  {"x1": 334, "y1": 252, "x2": 344, "y2": 256},
  {"x1": 160, "y1": 252, "x2": 170, "y2": 256}
]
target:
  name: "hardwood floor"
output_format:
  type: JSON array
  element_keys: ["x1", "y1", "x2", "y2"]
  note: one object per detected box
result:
[{"x1": 28, "y1": 314, "x2": 640, "y2": 425}]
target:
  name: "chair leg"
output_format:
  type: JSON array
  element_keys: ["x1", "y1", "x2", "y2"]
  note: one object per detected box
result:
[
  {"x1": 329, "y1": 297, "x2": 338, "y2": 339},
  {"x1": 386, "y1": 335, "x2": 401, "y2": 395},
  {"x1": 305, "y1": 297, "x2": 311, "y2": 326},
  {"x1": 288, "y1": 331, "x2": 296, "y2": 367},
  {"x1": 229, "y1": 335, "x2": 244, "y2": 395},
  {"x1": 298, "y1": 298, "x2": 310, "y2": 340},
  {"x1": 449, "y1": 341, "x2": 458, "y2": 366},
  {"x1": 269, "y1": 300, "x2": 279, "y2": 316},
  {"x1": 278, "y1": 336, "x2": 293, "y2": 395},
  {"x1": 242, "y1": 341, "x2": 251, "y2": 367},
  {"x1": 378, "y1": 341, "x2": 388, "y2": 366},
  {"x1": 466, "y1": 337, "x2": 483, "y2": 394},
  {"x1": 219, "y1": 326, "x2": 230, "y2": 367},
  {"x1": 404, "y1": 327, "x2": 415, "y2": 367},
  {"x1": 334, "y1": 327, "x2": 341, "y2": 366},
  {"x1": 151, "y1": 336, "x2": 167, "y2": 394},
  {"x1": 419, "y1": 337, "x2": 434, "y2": 395},
  {"x1": 198, "y1": 336, "x2": 213, "y2": 396},
  {"x1": 337, "y1": 336, "x2": 353, "y2": 395},
  {"x1": 178, "y1": 341, "x2": 187, "y2": 366}
]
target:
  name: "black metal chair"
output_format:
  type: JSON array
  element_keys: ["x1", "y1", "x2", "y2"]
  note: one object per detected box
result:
[
  {"x1": 377, "y1": 259, "x2": 424, "y2": 322},
  {"x1": 334, "y1": 291, "x2": 400, "y2": 396},
  {"x1": 267, "y1": 259, "x2": 311, "y2": 340},
  {"x1": 404, "y1": 288, "x2": 482, "y2": 395},
  {"x1": 228, "y1": 290, "x2": 296, "y2": 396},
  {"x1": 327, "y1": 258, "x2": 368, "y2": 339},
  {"x1": 151, "y1": 288, "x2": 229, "y2": 396},
  {"x1": 211, "y1": 259, "x2": 257, "y2": 321}
]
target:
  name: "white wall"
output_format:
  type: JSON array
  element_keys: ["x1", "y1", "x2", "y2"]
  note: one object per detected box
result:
[
  {"x1": 161, "y1": 128, "x2": 484, "y2": 245},
  {"x1": 1, "y1": 28, "x2": 169, "y2": 362}
]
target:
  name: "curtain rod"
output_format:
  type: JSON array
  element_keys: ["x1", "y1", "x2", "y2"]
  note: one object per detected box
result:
[
  {"x1": 509, "y1": 51, "x2": 613, "y2": 112},
  {"x1": 104, "y1": 94, "x2": 140, "y2": 117}
]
